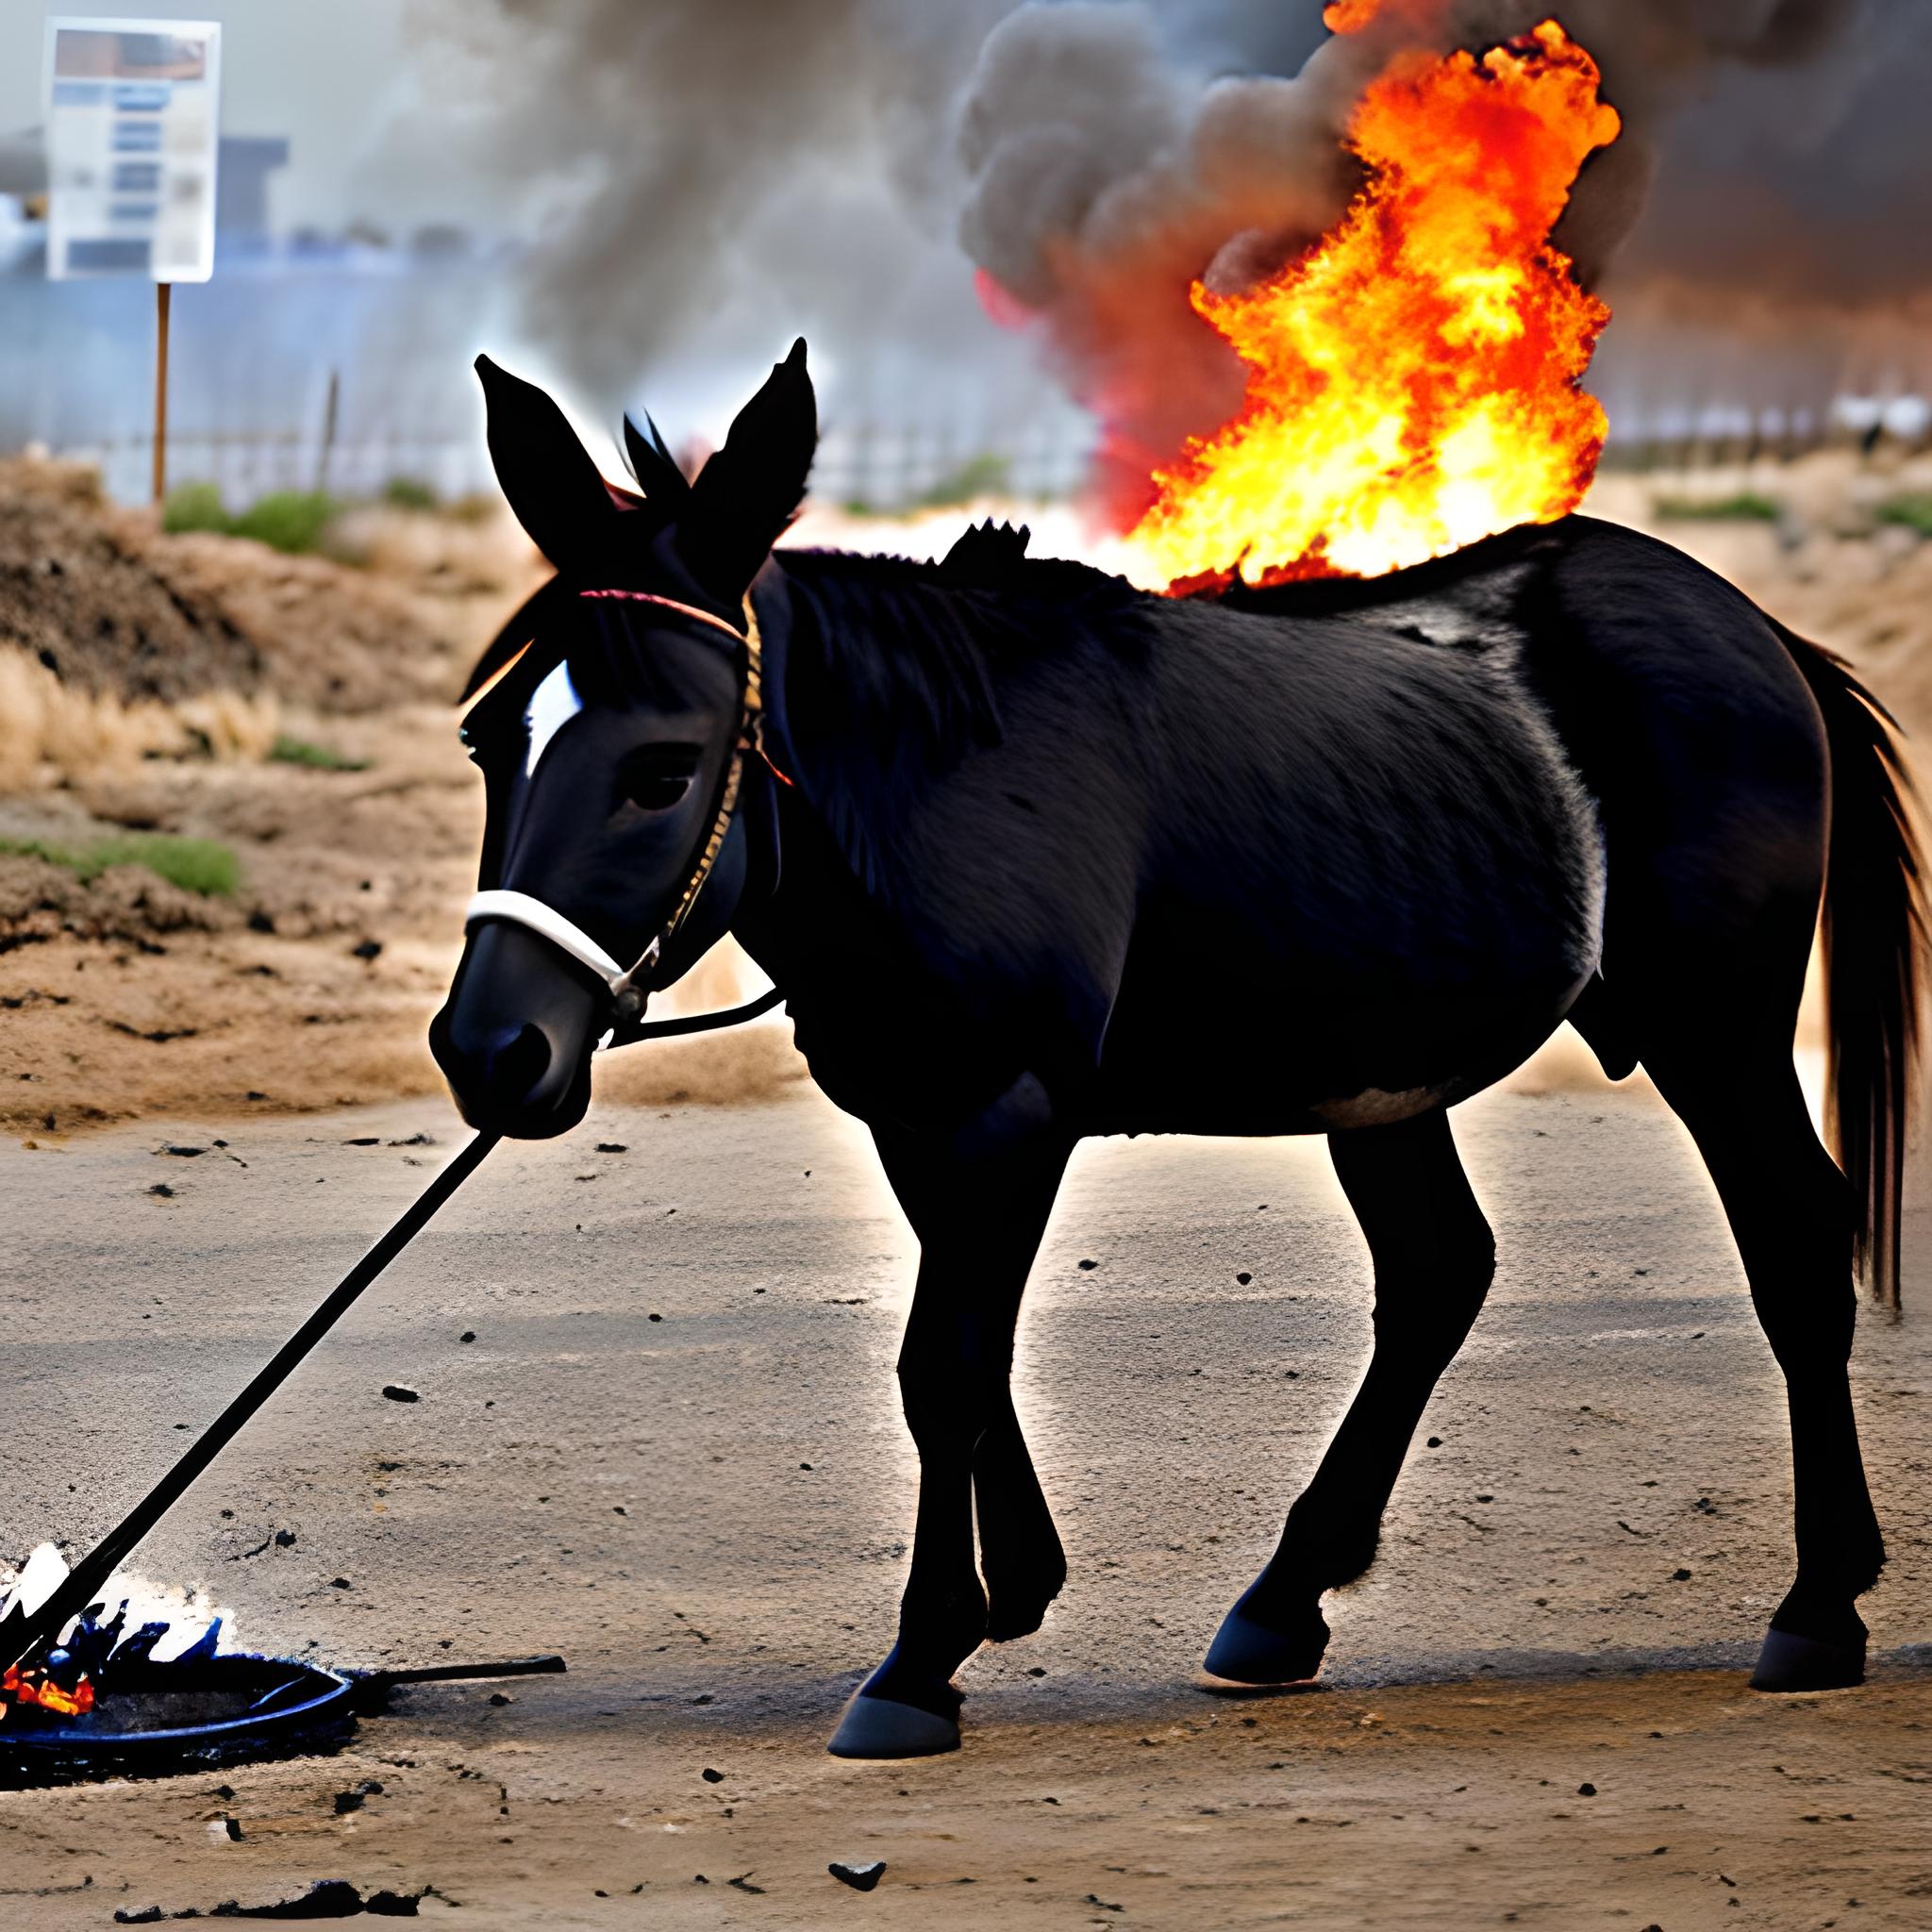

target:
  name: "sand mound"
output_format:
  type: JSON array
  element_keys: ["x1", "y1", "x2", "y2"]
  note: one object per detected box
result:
[
  {"x1": 0, "y1": 850, "x2": 242, "y2": 947},
  {"x1": 145, "y1": 527, "x2": 481, "y2": 713},
  {"x1": 0, "y1": 458, "x2": 264, "y2": 703},
  {"x1": 0, "y1": 455, "x2": 807, "y2": 1136},
  {"x1": 0, "y1": 456, "x2": 540, "y2": 718}
]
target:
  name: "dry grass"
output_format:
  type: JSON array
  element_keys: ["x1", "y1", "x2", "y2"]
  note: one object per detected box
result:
[
  {"x1": 325, "y1": 498, "x2": 531, "y2": 597},
  {"x1": 0, "y1": 645, "x2": 280, "y2": 792}
]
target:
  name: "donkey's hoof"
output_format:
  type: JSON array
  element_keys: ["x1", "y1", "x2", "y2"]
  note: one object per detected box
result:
[
  {"x1": 1203, "y1": 1604, "x2": 1330, "y2": 1687},
  {"x1": 826, "y1": 1692, "x2": 962, "y2": 1758},
  {"x1": 1750, "y1": 1624, "x2": 1866, "y2": 1692}
]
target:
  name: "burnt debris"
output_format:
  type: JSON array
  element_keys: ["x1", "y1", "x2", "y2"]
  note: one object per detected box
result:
[{"x1": 114, "y1": 1878, "x2": 428, "y2": 1920}]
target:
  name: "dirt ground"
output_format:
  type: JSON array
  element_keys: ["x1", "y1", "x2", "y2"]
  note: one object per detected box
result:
[
  {"x1": 3, "y1": 1084, "x2": 1928, "y2": 1928},
  {"x1": 3, "y1": 448, "x2": 1931, "y2": 1924},
  {"x1": 0, "y1": 458, "x2": 802, "y2": 1135},
  {"x1": 6, "y1": 451, "x2": 1912, "y2": 1137}
]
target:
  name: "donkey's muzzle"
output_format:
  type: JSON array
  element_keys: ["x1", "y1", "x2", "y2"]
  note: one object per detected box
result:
[
  {"x1": 430, "y1": 921, "x2": 600, "y2": 1138},
  {"x1": 466, "y1": 1023, "x2": 552, "y2": 1108}
]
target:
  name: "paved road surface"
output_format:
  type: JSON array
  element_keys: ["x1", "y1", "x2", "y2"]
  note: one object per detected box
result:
[{"x1": 2, "y1": 1083, "x2": 1927, "y2": 1926}]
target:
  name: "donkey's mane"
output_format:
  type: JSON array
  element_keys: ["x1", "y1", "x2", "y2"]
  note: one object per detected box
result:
[
  {"x1": 772, "y1": 536, "x2": 1144, "y2": 893},
  {"x1": 777, "y1": 540, "x2": 1137, "y2": 759}
]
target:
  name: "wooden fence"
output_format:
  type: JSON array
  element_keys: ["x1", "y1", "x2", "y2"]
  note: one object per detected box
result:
[{"x1": 53, "y1": 415, "x2": 1098, "y2": 516}]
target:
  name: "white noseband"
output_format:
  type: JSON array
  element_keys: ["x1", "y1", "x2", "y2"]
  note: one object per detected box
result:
[{"x1": 462, "y1": 888, "x2": 641, "y2": 992}]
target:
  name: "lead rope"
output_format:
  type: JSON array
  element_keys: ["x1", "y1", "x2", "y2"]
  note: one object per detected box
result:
[
  {"x1": 3, "y1": 595, "x2": 794, "y2": 1672},
  {"x1": 1, "y1": 938, "x2": 783, "y2": 1676}
]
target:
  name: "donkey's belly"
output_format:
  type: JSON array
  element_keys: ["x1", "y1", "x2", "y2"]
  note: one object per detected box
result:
[
  {"x1": 1086, "y1": 623, "x2": 1606, "y2": 1138},
  {"x1": 1308, "y1": 1078, "x2": 1464, "y2": 1130},
  {"x1": 1083, "y1": 944, "x2": 1591, "y2": 1140}
]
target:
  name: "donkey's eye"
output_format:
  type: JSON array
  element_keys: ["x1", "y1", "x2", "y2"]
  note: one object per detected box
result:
[{"x1": 618, "y1": 743, "x2": 703, "y2": 813}]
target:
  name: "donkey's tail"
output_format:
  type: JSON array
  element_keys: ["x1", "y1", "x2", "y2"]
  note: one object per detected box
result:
[{"x1": 1778, "y1": 621, "x2": 1927, "y2": 1307}]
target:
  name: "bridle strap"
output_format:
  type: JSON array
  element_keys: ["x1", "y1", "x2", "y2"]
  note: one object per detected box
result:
[
  {"x1": 596, "y1": 590, "x2": 763, "y2": 961},
  {"x1": 577, "y1": 588, "x2": 746, "y2": 643},
  {"x1": 463, "y1": 587, "x2": 769, "y2": 1043}
]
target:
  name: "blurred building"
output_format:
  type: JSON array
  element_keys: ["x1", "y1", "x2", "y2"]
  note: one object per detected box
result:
[{"x1": 213, "y1": 137, "x2": 290, "y2": 255}]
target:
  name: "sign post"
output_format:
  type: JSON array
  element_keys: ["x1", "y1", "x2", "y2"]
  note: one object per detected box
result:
[
  {"x1": 44, "y1": 19, "x2": 222, "y2": 505},
  {"x1": 153, "y1": 280, "x2": 171, "y2": 502}
]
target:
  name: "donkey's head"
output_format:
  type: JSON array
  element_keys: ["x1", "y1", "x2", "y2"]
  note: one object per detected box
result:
[{"x1": 430, "y1": 342, "x2": 816, "y2": 1137}]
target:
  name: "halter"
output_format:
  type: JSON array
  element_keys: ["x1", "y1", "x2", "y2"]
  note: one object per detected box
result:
[{"x1": 463, "y1": 588, "x2": 769, "y2": 1042}]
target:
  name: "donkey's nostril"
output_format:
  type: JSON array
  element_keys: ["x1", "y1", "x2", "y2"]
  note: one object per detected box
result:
[{"x1": 479, "y1": 1023, "x2": 553, "y2": 1107}]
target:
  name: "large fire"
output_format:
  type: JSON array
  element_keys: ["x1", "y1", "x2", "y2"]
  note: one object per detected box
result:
[{"x1": 1126, "y1": 16, "x2": 1621, "y2": 591}]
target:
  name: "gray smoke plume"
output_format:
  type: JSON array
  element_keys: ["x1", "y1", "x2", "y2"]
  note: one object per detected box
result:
[
  {"x1": 381, "y1": 0, "x2": 1009, "y2": 408},
  {"x1": 374, "y1": 0, "x2": 1924, "y2": 458},
  {"x1": 955, "y1": 0, "x2": 1873, "y2": 511}
]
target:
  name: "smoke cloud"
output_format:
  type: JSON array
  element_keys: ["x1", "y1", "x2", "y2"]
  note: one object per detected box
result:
[
  {"x1": 955, "y1": 0, "x2": 1873, "y2": 511},
  {"x1": 375, "y1": 0, "x2": 1927, "y2": 458},
  {"x1": 378, "y1": 0, "x2": 1008, "y2": 408}
]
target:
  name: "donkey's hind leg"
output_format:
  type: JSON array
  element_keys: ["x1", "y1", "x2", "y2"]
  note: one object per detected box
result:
[
  {"x1": 1641, "y1": 1043, "x2": 1882, "y2": 1690},
  {"x1": 1205, "y1": 1108, "x2": 1494, "y2": 1684}
]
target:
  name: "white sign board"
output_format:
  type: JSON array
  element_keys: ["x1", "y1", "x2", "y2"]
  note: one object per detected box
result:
[{"x1": 44, "y1": 17, "x2": 222, "y2": 282}]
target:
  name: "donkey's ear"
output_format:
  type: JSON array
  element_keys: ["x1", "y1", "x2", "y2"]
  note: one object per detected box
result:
[
  {"x1": 623, "y1": 410, "x2": 691, "y2": 507},
  {"x1": 475, "y1": 355, "x2": 619, "y2": 571},
  {"x1": 679, "y1": 338, "x2": 817, "y2": 599}
]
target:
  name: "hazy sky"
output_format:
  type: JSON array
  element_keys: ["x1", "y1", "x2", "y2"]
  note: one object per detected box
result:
[
  {"x1": 6, "y1": 0, "x2": 1924, "y2": 294},
  {"x1": 5, "y1": 0, "x2": 1925, "y2": 448}
]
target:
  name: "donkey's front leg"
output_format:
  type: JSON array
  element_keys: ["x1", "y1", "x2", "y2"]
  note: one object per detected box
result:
[{"x1": 826, "y1": 1088, "x2": 1071, "y2": 1758}]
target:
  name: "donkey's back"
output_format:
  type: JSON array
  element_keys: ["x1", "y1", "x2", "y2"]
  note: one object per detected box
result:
[{"x1": 924, "y1": 515, "x2": 1844, "y2": 1141}]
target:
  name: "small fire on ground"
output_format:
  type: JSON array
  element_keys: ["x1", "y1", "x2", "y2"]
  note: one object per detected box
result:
[
  {"x1": 1124, "y1": 10, "x2": 1621, "y2": 591},
  {"x1": 0, "y1": 1542, "x2": 230, "y2": 1724}
]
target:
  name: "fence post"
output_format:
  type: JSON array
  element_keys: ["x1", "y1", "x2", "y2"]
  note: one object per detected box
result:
[
  {"x1": 151, "y1": 282, "x2": 172, "y2": 506},
  {"x1": 315, "y1": 370, "x2": 340, "y2": 497}
]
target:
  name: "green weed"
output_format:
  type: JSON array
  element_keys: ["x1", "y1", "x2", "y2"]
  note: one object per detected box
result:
[
  {"x1": 268, "y1": 735, "x2": 370, "y2": 773},
  {"x1": 1874, "y1": 493, "x2": 1932, "y2": 539},
  {"x1": 0, "y1": 832, "x2": 241, "y2": 896},
  {"x1": 162, "y1": 485, "x2": 343, "y2": 556},
  {"x1": 1650, "y1": 491, "x2": 1782, "y2": 523}
]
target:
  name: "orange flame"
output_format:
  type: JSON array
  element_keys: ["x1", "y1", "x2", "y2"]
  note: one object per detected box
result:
[
  {"x1": 1126, "y1": 19, "x2": 1621, "y2": 591},
  {"x1": 0, "y1": 1662, "x2": 95, "y2": 1720},
  {"x1": 1322, "y1": 0, "x2": 1430, "y2": 30}
]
